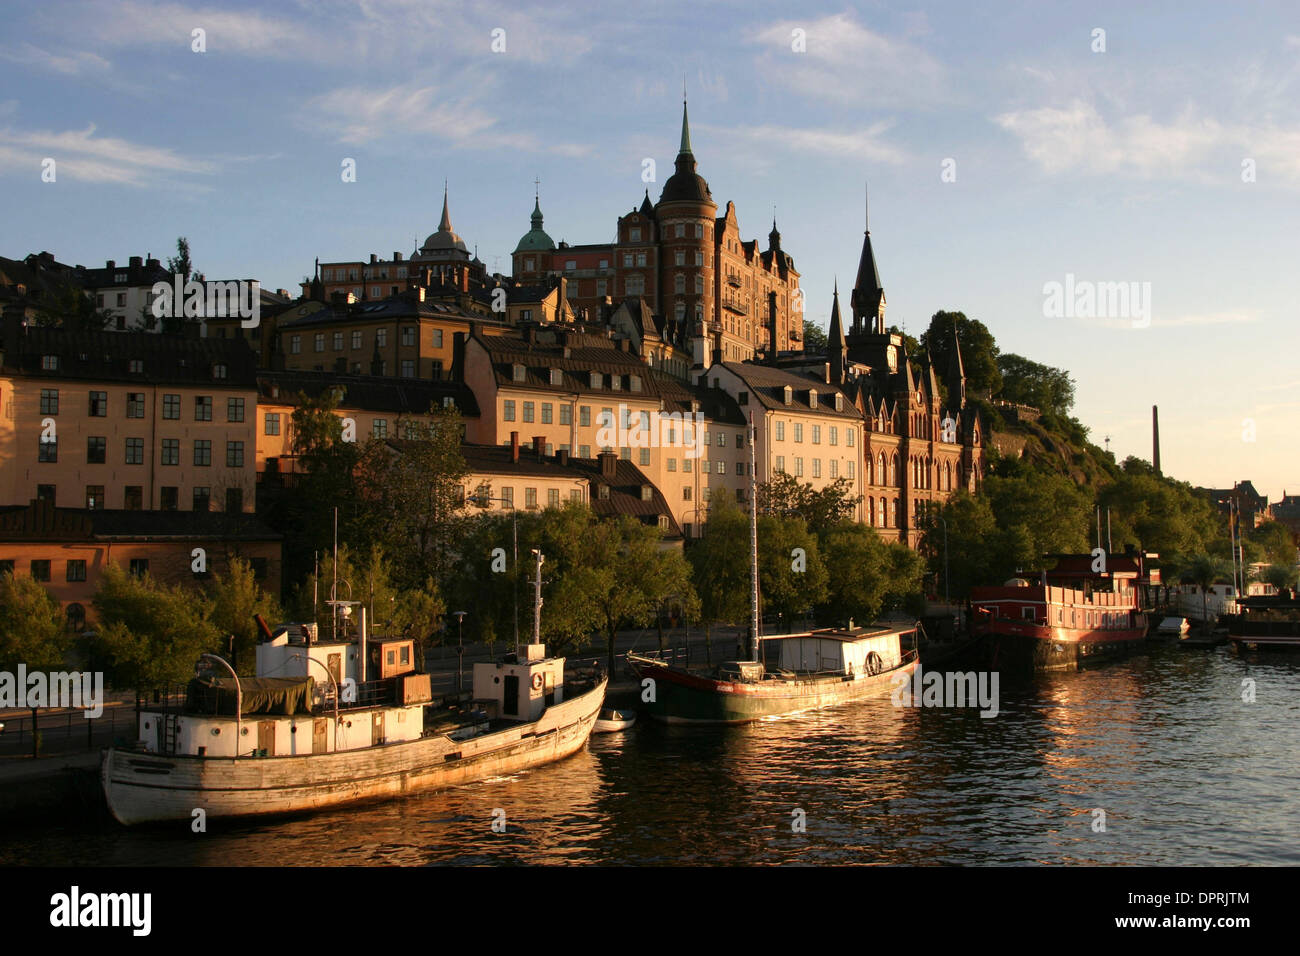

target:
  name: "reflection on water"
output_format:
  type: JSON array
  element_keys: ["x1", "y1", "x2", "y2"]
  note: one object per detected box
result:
[{"x1": 3, "y1": 646, "x2": 1298, "y2": 865}]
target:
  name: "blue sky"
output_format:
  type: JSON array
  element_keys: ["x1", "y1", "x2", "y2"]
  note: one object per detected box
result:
[{"x1": 2, "y1": 0, "x2": 1297, "y2": 502}]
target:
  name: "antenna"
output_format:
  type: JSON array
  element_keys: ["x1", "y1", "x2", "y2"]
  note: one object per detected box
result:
[{"x1": 534, "y1": 176, "x2": 540, "y2": 199}]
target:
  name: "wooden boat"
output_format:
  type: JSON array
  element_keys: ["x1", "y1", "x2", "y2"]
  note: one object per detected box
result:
[
  {"x1": 593, "y1": 708, "x2": 637, "y2": 733},
  {"x1": 1224, "y1": 589, "x2": 1300, "y2": 651},
  {"x1": 625, "y1": 413, "x2": 918, "y2": 724},
  {"x1": 102, "y1": 552, "x2": 606, "y2": 826},
  {"x1": 970, "y1": 553, "x2": 1153, "y2": 671}
]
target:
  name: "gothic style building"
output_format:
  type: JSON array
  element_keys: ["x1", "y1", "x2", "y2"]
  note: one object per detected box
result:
[{"x1": 511, "y1": 101, "x2": 804, "y2": 368}]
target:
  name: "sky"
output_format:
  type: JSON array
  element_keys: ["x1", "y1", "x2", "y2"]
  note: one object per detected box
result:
[{"x1": 1, "y1": 0, "x2": 1297, "y2": 501}]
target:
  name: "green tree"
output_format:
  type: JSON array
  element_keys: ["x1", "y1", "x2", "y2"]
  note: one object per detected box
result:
[
  {"x1": 1248, "y1": 521, "x2": 1297, "y2": 568},
  {"x1": 0, "y1": 572, "x2": 68, "y2": 757},
  {"x1": 756, "y1": 473, "x2": 861, "y2": 539},
  {"x1": 32, "y1": 278, "x2": 116, "y2": 331},
  {"x1": 996, "y1": 353, "x2": 1076, "y2": 417},
  {"x1": 1180, "y1": 555, "x2": 1232, "y2": 625},
  {"x1": 802, "y1": 319, "x2": 828, "y2": 351},
  {"x1": 93, "y1": 565, "x2": 221, "y2": 693},
  {"x1": 757, "y1": 514, "x2": 828, "y2": 628},
  {"x1": 206, "y1": 557, "x2": 283, "y2": 675},
  {"x1": 920, "y1": 311, "x2": 1001, "y2": 397},
  {"x1": 1261, "y1": 564, "x2": 1299, "y2": 591},
  {"x1": 687, "y1": 488, "x2": 750, "y2": 659},
  {"x1": 818, "y1": 524, "x2": 923, "y2": 626}
]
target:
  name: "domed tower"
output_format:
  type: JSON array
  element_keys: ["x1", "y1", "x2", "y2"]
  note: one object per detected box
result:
[
  {"x1": 655, "y1": 97, "x2": 717, "y2": 366},
  {"x1": 416, "y1": 184, "x2": 471, "y2": 271},
  {"x1": 512, "y1": 189, "x2": 555, "y2": 281}
]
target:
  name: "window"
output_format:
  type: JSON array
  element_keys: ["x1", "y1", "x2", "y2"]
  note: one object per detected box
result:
[
  {"x1": 66, "y1": 560, "x2": 86, "y2": 583},
  {"x1": 830, "y1": 460, "x2": 838, "y2": 478},
  {"x1": 560, "y1": 404, "x2": 572, "y2": 425},
  {"x1": 501, "y1": 487, "x2": 514, "y2": 508},
  {"x1": 401, "y1": 326, "x2": 416, "y2": 346},
  {"x1": 225, "y1": 397, "x2": 244, "y2": 422},
  {"x1": 675, "y1": 274, "x2": 686, "y2": 294},
  {"x1": 626, "y1": 276, "x2": 644, "y2": 296},
  {"x1": 290, "y1": 334, "x2": 302, "y2": 354},
  {"x1": 620, "y1": 447, "x2": 631, "y2": 460},
  {"x1": 683, "y1": 458, "x2": 692, "y2": 473},
  {"x1": 89, "y1": 391, "x2": 107, "y2": 416},
  {"x1": 776, "y1": 455, "x2": 785, "y2": 473},
  {"x1": 525, "y1": 488, "x2": 538, "y2": 509},
  {"x1": 124, "y1": 486, "x2": 143, "y2": 510},
  {"x1": 36, "y1": 484, "x2": 55, "y2": 503},
  {"x1": 503, "y1": 400, "x2": 516, "y2": 422},
  {"x1": 548, "y1": 488, "x2": 560, "y2": 508},
  {"x1": 85, "y1": 485, "x2": 104, "y2": 509},
  {"x1": 639, "y1": 448, "x2": 651, "y2": 466},
  {"x1": 847, "y1": 429, "x2": 855, "y2": 447},
  {"x1": 160, "y1": 486, "x2": 178, "y2": 511},
  {"x1": 87, "y1": 436, "x2": 107, "y2": 463},
  {"x1": 717, "y1": 460, "x2": 726, "y2": 475},
  {"x1": 0, "y1": 559, "x2": 12, "y2": 576},
  {"x1": 847, "y1": 460, "x2": 855, "y2": 479},
  {"x1": 161, "y1": 438, "x2": 180, "y2": 465},
  {"x1": 125, "y1": 438, "x2": 144, "y2": 464},
  {"x1": 314, "y1": 333, "x2": 325, "y2": 352},
  {"x1": 226, "y1": 441, "x2": 245, "y2": 468},
  {"x1": 193, "y1": 486, "x2": 211, "y2": 511},
  {"x1": 264, "y1": 412, "x2": 280, "y2": 436},
  {"x1": 376, "y1": 329, "x2": 388, "y2": 348},
  {"x1": 431, "y1": 329, "x2": 443, "y2": 348},
  {"x1": 702, "y1": 460, "x2": 711, "y2": 474},
  {"x1": 41, "y1": 354, "x2": 59, "y2": 371},
  {"x1": 351, "y1": 330, "x2": 363, "y2": 349},
  {"x1": 812, "y1": 459, "x2": 821, "y2": 478},
  {"x1": 128, "y1": 559, "x2": 149, "y2": 577},
  {"x1": 580, "y1": 406, "x2": 591, "y2": 427},
  {"x1": 775, "y1": 421, "x2": 785, "y2": 441},
  {"x1": 580, "y1": 445, "x2": 591, "y2": 458},
  {"x1": 694, "y1": 224, "x2": 703, "y2": 238},
  {"x1": 31, "y1": 560, "x2": 51, "y2": 582},
  {"x1": 372, "y1": 419, "x2": 387, "y2": 439},
  {"x1": 195, "y1": 396, "x2": 212, "y2": 421},
  {"x1": 812, "y1": 425, "x2": 821, "y2": 445},
  {"x1": 400, "y1": 359, "x2": 415, "y2": 378},
  {"x1": 38, "y1": 437, "x2": 57, "y2": 462},
  {"x1": 39, "y1": 389, "x2": 58, "y2": 415},
  {"x1": 126, "y1": 393, "x2": 145, "y2": 418},
  {"x1": 675, "y1": 225, "x2": 685, "y2": 238},
  {"x1": 330, "y1": 331, "x2": 342, "y2": 351},
  {"x1": 542, "y1": 403, "x2": 553, "y2": 424},
  {"x1": 194, "y1": 440, "x2": 212, "y2": 466},
  {"x1": 523, "y1": 402, "x2": 535, "y2": 423},
  {"x1": 159, "y1": 394, "x2": 179, "y2": 420},
  {"x1": 830, "y1": 426, "x2": 838, "y2": 446},
  {"x1": 695, "y1": 275, "x2": 704, "y2": 294}
]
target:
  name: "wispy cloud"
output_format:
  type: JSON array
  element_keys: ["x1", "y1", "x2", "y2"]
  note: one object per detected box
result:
[
  {"x1": 0, "y1": 123, "x2": 215, "y2": 185},
  {"x1": 709, "y1": 121, "x2": 909, "y2": 166},
  {"x1": 0, "y1": 42, "x2": 111, "y2": 75},
  {"x1": 748, "y1": 13, "x2": 946, "y2": 108}
]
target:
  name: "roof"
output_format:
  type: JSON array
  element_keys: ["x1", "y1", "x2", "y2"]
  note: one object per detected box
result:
[
  {"x1": 658, "y1": 103, "x2": 713, "y2": 206},
  {"x1": 0, "y1": 324, "x2": 258, "y2": 388},
  {"x1": 716, "y1": 362, "x2": 861, "y2": 419},
  {"x1": 257, "y1": 370, "x2": 480, "y2": 416},
  {"x1": 0, "y1": 501, "x2": 281, "y2": 542},
  {"x1": 276, "y1": 295, "x2": 486, "y2": 329},
  {"x1": 420, "y1": 187, "x2": 469, "y2": 254},
  {"x1": 513, "y1": 197, "x2": 556, "y2": 254}
]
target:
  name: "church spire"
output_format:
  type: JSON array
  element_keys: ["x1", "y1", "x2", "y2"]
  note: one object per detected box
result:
[
  {"x1": 439, "y1": 180, "x2": 453, "y2": 233},
  {"x1": 850, "y1": 183, "x2": 885, "y2": 334},
  {"x1": 679, "y1": 94, "x2": 693, "y2": 156},
  {"x1": 828, "y1": 278, "x2": 847, "y2": 384}
]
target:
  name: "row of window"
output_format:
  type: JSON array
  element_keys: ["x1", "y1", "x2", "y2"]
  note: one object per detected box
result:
[
  {"x1": 865, "y1": 453, "x2": 961, "y2": 490},
  {"x1": 38, "y1": 389, "x2": 247, "y2": 422},
  {"x1": 38, "y1": 438, "x2": 245, "y2": 467},
  {"x1": 3, "y1": 555, "x2": 268, "y2": 583},
  {"x1": 774, "y1": 457, "x2": 856, "y2": 480},
  {"x1": 773, "y1": 421, "x2": 855, "y2": 446},
  {"x1": 289, "y1": 327, "x2": 445, "y2": 355},
  {"x1": 320, "y1": 266, "x2": 409, "y2": 282},
  {"x1": 32, "y1": 484, "x2": 239, "y2": 512}
]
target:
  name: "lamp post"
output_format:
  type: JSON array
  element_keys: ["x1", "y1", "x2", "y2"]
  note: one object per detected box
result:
[{"x1": 453, "y1": 610, "x2": 467, "y2": 691}]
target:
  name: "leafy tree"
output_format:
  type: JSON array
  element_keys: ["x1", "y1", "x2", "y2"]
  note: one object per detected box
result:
[
  {"x1": 756, "y1": 473, "x2": 861, "y2": 539},
  {"x1": 1180, "y1": 555, "x2": 1232, "y2": 625},
  {"x1": 1261, "y1": 564, "x2": 1299, "y2": 591},
  {"x1": 687, "y1": 488, "x2": 750, "y2": 657},
  {"x1": 997, "y1": 353, "x2": 1076, "y2": 418},
  {"x1": 920, "y1": 311, "x2": 1001, "y2": 397},
  {"x1": 1248, "y1": 521, "x2": 1298, "y2": 568},
  {"x1": 93, "y1": 565, "x2": 221, "y2": 693},
  {"x1": 206, "y1": 557, "x2": 283, "y2": 675},
  {"x1": 0, "y1": 572, "x2": 68, "y2": 756},
  {"x1": 32, "y1": 278, "x2": 116, "y2": 331},
  {"x1": 166, "y1": 236, "x2": 203, "y2": 283},
  {"x1": 818, "y1": 524, "x2": 924, "y2": 626},
  {"x1": 757, "y1": 514, "x2": 827, "y2": 628},
  {"x1": 802, "y1": 319, "x2": 828, "y2": 351}
]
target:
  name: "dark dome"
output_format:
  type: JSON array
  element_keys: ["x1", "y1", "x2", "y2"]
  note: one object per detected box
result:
[{"x1": 659, "y1": 168, "x2": 713, "y2": 204}]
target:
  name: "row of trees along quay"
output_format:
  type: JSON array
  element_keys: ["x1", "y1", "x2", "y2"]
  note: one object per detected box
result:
[{"x1": 3, "y1": 310, "x2": 1296, "y2": 743}]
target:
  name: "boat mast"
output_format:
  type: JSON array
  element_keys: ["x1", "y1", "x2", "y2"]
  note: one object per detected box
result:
[
  {"x1": 749, "y1": 412, "x2": 760, "y2": 662},
  {"x1": 531, "y1": 549, "x2": 544, "y2": 645}
]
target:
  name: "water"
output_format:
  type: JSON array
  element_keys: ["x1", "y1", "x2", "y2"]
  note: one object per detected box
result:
[{"x1": 3, "y1": 644, "x2": 1297, "y2": 865}]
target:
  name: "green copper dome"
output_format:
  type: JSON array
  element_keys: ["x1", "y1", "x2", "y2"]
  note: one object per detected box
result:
[{"x1": 513, "y1": 196, "x2": 555, "y2": 253}]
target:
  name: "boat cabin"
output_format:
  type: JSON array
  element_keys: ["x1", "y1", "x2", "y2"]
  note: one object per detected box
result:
[
  {"x1": 471, "y1": 643, "x2": 565, "y2": 722},
  {"x1": 771, "y1": 626, "x2": 904, "y2": 677}
]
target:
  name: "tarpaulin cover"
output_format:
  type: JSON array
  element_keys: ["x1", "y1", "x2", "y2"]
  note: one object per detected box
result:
[{"x1": 185, "y1": 675, "x2": 316, "y2": 716}]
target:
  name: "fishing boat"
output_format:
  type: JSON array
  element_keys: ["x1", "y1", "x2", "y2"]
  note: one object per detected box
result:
[
  {"x1": 970, "y1": 553, "x2": 1153, "y2": 671},
  {"x1": 1224, "y1": 589, "x2": 1300, "y2": 651},
  {"x1": 593, "y1": 708, "x2": 637, "y2": 733},
  {"x1": 101, "y1": 550, "x2": 606, "y2": 826},
  {"x1": 626, "y1": 413, "x2": 919, "y2": 724}
]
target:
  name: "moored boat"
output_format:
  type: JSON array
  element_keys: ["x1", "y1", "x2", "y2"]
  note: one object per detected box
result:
[
  {"x1": 1224, "y1": 589, "x2": 1300, "y2": 651},
  {"x1": 971, "y1": 552, "x2": 1153, "y2": 671},
  {"x1": 101, "y1": 551, "x2": 606, "y2": 826},
  {"x1": 593, "y1": 708, "x2": 637, "y2": 733}
]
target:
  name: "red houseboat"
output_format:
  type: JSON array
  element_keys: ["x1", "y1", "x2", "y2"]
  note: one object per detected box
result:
[{"x1": 970, "y1": 553, "x2": 1154, "y2": 671}]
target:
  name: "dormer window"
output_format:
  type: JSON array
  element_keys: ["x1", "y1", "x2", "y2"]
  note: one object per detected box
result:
[
  {"x1": 550, "y1": 368, "x2": 563, "y2": 386},
  {"x1": 629, "y1": 375, "x2": 642, "y2": 393},
  {"x1": 809, "y1": 389, "x2": 818, "y2": 409},
  {"x1": 590, "y1": 371, "x2": 603, "y2": 388},
  {"x1": 739, "y1": 391, "x2": 748, "y2": 405},
  {"x1": 599, "y1": 485, "x2": 610, "y2": 500},
  {"x1": 834, "y1": 393, "x2": 843, "y2": 411},
  {"x1": 41, "y1": 354, "x2": 59, "y2": 371},
  {"x1": 641, "y1": 486, "x2": 653, "y2": 502},
  {"x1": 129, "y1": 359, "x2": 144, "y2": 374},
  {"x1": 212, "y1": 364, "x2": 228, "y2": 380},
  {"x1": 512, "y1": 364, "x2": 526, "y2": 382},
  {"x1": 783, "y1": 385, "x2": 792, "y2": 406},
  {"x1": 611, "y1": 376, "x2": 621, "y2": 391}
]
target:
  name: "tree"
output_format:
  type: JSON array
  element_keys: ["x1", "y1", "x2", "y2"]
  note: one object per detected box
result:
[
  {"x1": 166, "y1": 236, "x2": 203, "y2": 283},
  {"x1": 206, "y1": 558, "x2": 283, "y2": 675},
  {"x1": 93, "y1": 565, "x2": 221, "y2": 693},
  {"x1": 1181, "y1": 555, "x2": 1232, "y2": 626},
  {"x1": 32, "y1": 277, "x2": 116, "y2": 332},
  {"x1": 1248, "y1": 521, "x2": 1298, "y2": 569},
  {"x1": 687, "y1": 489, "x2": 750, "y2": 659},
  {"x1": 1261, "y1": 564, "x2": 1299, "y2": 591},
  {"x1": 0, "y1": 572, "x2": 68, "y2": 757},
  {"x1": 757, "y1": 514, "x2": 828, "y2": 628},
  {"x1": 756, "y1": 473, "x2": 860, "y2": 540},
  {"x1": 818, "y1": 524, "x2": 924, "y2": 627},
  {"x1": 802, "y1": 320, "x2": 828, "y2": 351},
  {"x1": 997, "y1": 353, "x2": 1076, "y2": 417},
  {"x1": 920, "y1": 311, "x2": 1001, "y2": 397}
]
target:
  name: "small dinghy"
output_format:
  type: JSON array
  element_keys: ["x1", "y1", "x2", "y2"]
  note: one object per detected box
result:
[{"x1": 593, "y1": 708, "x2": 637, "y2": 733}]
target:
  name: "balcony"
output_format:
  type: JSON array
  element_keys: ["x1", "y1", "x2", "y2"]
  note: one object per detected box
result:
[
  {"x1": 722, "y1": 295, "x2": 747, "y2": 315},
  {"x1": 726, "y1": 273, "x2": 742, "y2": 288}
]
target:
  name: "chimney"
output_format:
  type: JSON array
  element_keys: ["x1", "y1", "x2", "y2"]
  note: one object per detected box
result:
[
  {"x1": 370, "y1": 254, "x2": 378, "y2": 264},
  {"x1": 533, "y1": 435, "x2": 546, "y2": 459},
  {"x1": 511, "y1": 431, "x2": 520, "y2": 463},
  {"x1": 824, "y1": 362, "x2": 831, "y2": 384},
  {"x1": 394, "y1": 252, "x2": 403, "y2": 262},
  {"x1": 1152, "y1": 405, "x2": 1161, "y2": 475},
  {"x1": 106, "y1": 260, "x2": 115, "y2": 270},
  {"x1": 146, "y1": 258, "x2": 160, "y2": 269},
  {"x1": 598, "y1": 451, "x2": 617, "y2": 479},
  {"x1": 129, "y1": 255, "x2": 142, "y2": 269},
  {"x1": 768, "y1": 291, "x2": 778, "y2": 358},
  {"x1": 557, "y1": 448, "x2": 569, "y2": 466}
]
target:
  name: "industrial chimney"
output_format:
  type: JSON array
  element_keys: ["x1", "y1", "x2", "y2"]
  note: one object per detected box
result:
[{"x1": 1152, "y1": 405, "x2": 1161, "y2": 475}]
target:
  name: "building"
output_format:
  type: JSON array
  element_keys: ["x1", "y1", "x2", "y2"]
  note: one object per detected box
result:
[
  {"x1": 0, "y1": 498, "x2": 282, "y2": 628},
  {"x1": 511, "y1": 100, "x2": 803, "y2": 365},
  {"x1": 0, "y1": 322, "x2": 260, "y2": 514}
]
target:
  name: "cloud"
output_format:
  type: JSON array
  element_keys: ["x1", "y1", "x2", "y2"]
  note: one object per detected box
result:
[
  {"x1": 710, "y1": 121, "x2": 909, "y2": 166},
  {"x1": 0, "y1": 42, "x2": 111, "y2": 75},
  {"x1": 0, "y1": 123, "x2": 215, "y2": 185},
  {"x1": 303, "y1": 82, "x2": 589, "y2": 155},
  {"x1": 748, "y1": 13, "x2": 945, "y2": 108},
  {"x1": 996, "y1": 99, "x2": 1300, "y2": 186}
]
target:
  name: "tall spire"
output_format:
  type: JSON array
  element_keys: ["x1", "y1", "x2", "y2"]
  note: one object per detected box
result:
[
  {"x1": 439, "y1": 180, "x2": 452, "y2": 233},
  {"x1": 679, "y1": 92, "x2": 693, "y2": 156}
]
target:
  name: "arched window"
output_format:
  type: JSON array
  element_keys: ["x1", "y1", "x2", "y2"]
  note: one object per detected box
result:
[
  {"x1": 878, "y1": 452, "x2": 886, "y2": 486},
  {"x1": 868, "y1": 496, "x2": 875, "y2": 526},
  {"x1": 878, "y1": 498, "x2": 886, "y2": 526},
  {"x1": 890, "y1": 453, "x2": 899, "y2": 487}
]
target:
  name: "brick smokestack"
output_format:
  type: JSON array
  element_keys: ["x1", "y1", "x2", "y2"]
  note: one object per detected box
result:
[
  {"x1": 1152, "y1": 405, "x2": 1161, "y2": 475},
  {"x1": 511, "y1": 431, "x2": 520, "y2": 463},
  {"x1": 533, "y1": 435, "x2": 546, "y2": 459}
]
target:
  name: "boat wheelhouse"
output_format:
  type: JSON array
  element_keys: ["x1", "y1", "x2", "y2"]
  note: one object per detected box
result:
[{"x1": 1224, "y1": 589, "x2": 1300, "y2": 650}]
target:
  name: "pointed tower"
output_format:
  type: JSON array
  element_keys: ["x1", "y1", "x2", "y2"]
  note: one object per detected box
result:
[
  {"x1": 418, "y1": 181, "x2": 470, "y2": 263},
  {"x1": 769, "y1": 217, "x2": 781, "y2": 252},
  {"x1": 828, "y1": 279, "x2": 847, "y2": 385},
  {"x1": 513, "y1": 186, "x2": 555, "y2": 279},
  {"x1": 946, "y1": 325, "x2": 966, "y2": 410},
  {"x1": 850, "y1": 188, "x2": 886, "y2": 334}
]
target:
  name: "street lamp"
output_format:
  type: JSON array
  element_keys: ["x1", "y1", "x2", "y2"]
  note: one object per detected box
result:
[{"x1": 453, "y1": 610, "x2": 467, "y2": 692}]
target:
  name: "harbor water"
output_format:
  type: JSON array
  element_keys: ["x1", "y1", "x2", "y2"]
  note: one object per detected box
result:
[{"x1": 2, "y1": 644, "x2": 1297, "y2": 865}]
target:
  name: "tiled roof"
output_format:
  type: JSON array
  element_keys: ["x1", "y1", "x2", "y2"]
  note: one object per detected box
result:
[
  {"x1": 717, "y1": 362, "x2": 861, "y2": 419},
  {"x1": 277, "y1": 296, "x2": 486, "y2": 329},
  {"x1": 0, "y1": 501, "x2": 281, "y2": 541},
  {"x1": 257, "y1": 370, "x2": 480, "y2": 416}
]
